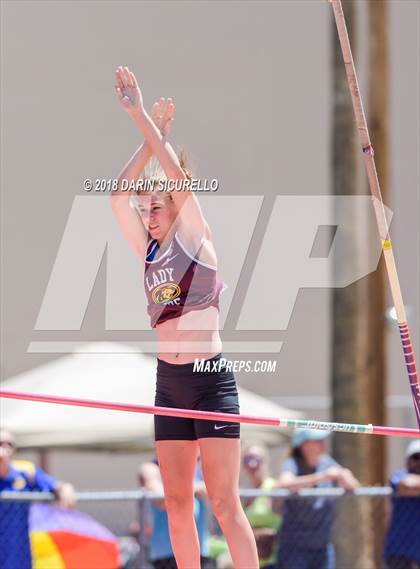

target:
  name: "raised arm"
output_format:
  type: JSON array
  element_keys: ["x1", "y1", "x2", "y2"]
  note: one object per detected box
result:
[
  {"x1": 110, "y1": 68, "x2": 174, "y2": 257},
  {"x1": 116, "y1": 66, "x2": 211, "y2": 251},
  {"x1": 115, "y1": 66, "x2": 182, "y2": 180},
  {"x1": 108, "y1": 142, "x2": 151, "y2": 257}
]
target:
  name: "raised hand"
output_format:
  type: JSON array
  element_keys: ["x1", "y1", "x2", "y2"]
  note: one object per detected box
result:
[
  {"x1": 151, "y1": 97, "x2": 174, "y2": 138},
  {"x1": 115, "y1": 66, "x2": 144, "y2": 116}
]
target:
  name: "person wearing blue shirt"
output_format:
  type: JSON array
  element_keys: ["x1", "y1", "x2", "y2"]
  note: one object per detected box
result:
[
  {"x1": 0, "y1": 430, "x2": 76, "y2": 569},
  {"x1": 138, "y1": 455, "x2": 215, "y2": 569},
  {"x1": 384, "y1": 439, "x2": 420, "y2": 569},
  {"x1": 274, "y1": 429, "x2": 359, "y2": 569}
]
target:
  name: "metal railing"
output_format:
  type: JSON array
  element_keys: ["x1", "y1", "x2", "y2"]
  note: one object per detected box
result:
[{"x1": 1, "y1": 487, "x2": 418, "y2": 569}]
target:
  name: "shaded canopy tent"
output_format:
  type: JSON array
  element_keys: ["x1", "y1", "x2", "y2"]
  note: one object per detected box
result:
[{"x1": 1, "y1": 343, "x2": 301, "y2": 450}]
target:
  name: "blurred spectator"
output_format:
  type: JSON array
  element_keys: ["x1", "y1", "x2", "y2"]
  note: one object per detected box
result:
[
  {"x1": 138, "y1": 454, "x2": 216, "y2": 569},
  {"x1": 117, "y1": 534, "x2": 140, "y2": 569},
  {"x1": 274, "y1": 429, "x2": 359, "y2": 569},
  {"x1": 384, "y1": 439, "x2": 420, "y2": 569},
  {"x1": 242, "y1": 443, "x2": 281, "y2": 567},
  {"x1": 0, "y1": 429, "x2": 76, "y2": 569}
]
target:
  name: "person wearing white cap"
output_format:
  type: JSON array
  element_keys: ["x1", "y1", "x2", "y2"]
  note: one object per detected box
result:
[
  {"x1": 273, "y1": 429, "x2": 359, "y2": 569},
  {"x1": 384, "y1": 439, "x2": 420, "y2": 569}
]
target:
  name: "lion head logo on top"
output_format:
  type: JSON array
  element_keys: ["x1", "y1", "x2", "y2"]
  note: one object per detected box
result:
[{"x1": 152, "y1": 283, "x2": 181, "y2": 304}]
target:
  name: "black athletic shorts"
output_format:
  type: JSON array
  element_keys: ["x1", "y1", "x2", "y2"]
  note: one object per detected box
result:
[{"x1": 154, "y1": 352, "x2": 240, "y2": 441}]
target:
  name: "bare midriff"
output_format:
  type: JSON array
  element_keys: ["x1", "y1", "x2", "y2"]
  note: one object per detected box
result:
[{"x1": 155, "y1": 305, "x2": 222, "y2": 364}]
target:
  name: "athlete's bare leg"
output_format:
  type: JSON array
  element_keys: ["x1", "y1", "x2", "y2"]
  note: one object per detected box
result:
[
  {"x1": 199, "y1": 437, "x2": 259, "y2": 568},
  {"x1": 156, "y1": 440, "x2": 201, "y2": 569}
]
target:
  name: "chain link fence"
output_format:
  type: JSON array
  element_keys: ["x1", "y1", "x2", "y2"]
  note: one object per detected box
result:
[{"x1": 1, "y1": 488, "x2": 419, "y2": 569}]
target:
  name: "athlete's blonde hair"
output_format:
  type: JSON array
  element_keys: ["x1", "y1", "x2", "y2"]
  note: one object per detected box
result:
[
  {"x1": 142, "y1": 156, "x2": 167, "y2": 186},
  {"x1": 143, "y1": 150, "x2": 192, "y2": 185}
]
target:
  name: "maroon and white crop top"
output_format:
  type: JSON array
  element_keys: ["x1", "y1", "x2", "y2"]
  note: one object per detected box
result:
[{"x1": 144, "y1": 231, "x2": 227, "y2": 328}]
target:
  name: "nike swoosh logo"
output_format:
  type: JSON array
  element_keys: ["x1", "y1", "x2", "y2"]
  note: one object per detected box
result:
[
  {"x1": 214, "y1": 424, "x2": 237, "y2": 430},
  {"x1": 162, "y1": 254, "x2": 178, "y2": 266}
]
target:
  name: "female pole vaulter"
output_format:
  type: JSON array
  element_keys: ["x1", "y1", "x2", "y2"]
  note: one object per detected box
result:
[{"x1": 110, "y1": 65, "x2": 259, "y2": 569}]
